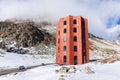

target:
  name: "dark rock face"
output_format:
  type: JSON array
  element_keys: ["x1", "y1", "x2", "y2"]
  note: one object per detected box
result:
[
  {"x1": 0, "y1": 21, "x2": 45, "y2": 47},
  {"x1": 0, "y1": 41, "x2": 6, "y2": 49},
  {"x1": 88, "y1": 33, "x2": 103, "y2": 39},
  {"x1": 6, "y1": 47, "x2": 29, "y2": 54}
]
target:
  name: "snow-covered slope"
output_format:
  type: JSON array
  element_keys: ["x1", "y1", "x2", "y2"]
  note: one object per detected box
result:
[
  {"x1": 0, "y1": 22, "x2": 120, "y2": 80},
  {"x1": 0, "y1": 61, "x2": 120, "y2": 80},
  {"x1": 89, "y1": 36, "x2": 120, "y2": 59},
  {"x1": 0, "y1": 49, "x2": 54, "y2": 69}
]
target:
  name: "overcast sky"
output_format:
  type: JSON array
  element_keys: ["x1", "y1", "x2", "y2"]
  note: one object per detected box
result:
[{"x1": 0, "y1": 0, "x2": 120, "y2": 40}]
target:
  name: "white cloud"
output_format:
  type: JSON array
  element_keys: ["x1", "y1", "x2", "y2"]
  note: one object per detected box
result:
[
  {"x1": 0, "y1": 0, "x2": 120, "y2": 39},
  {"x1": 107, "y1": 25, "x2": 120, "y2": 40}
]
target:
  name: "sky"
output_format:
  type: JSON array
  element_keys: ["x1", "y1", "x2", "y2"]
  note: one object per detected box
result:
[{"x1": 0, "y1": 0, "x2": 120, "y2": 40}]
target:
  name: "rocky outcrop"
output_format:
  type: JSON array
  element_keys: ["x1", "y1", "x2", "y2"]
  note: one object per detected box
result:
[{"x1": 0, "y1": 21, "x2": 55, "y2": 47}]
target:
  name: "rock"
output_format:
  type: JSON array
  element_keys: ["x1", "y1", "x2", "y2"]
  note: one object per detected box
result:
[
  {"x1": 68, "y1": 66, "x2": 76, "y2": 73},
  {"x1": 58, "y1": 66, "x2": 77, "y2": 74},
  {"x1": 59, "y1": 67, "x2": 69, "y2": 74},
  {"x1": 7, "y1": 47, "x2": 28, "y2": 54},
  {"x1": 0, "y1": 42, "x2": 6, "y2": 49},
  {"x1": 82, "y1": 66, "x2": 94, "y2": 74},
  {"x1": 0, "y1": 22, "x2": 44, "y2": 47},
  {"x1": 0, "y1": 21, "x2": 55, "y2": 48}
]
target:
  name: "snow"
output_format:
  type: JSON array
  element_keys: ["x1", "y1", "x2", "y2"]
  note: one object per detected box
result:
[
  {"x1": 0, "y1": 48, "x2": 120, "y2": 80},
  {"x1": 0, "y1": 49, "x2": 54, "y2": 69},
  {"x1": 1, "y1": 37, "x2": 120, "y2": 80},
  {"x1": 0, "y1": 60, "x2": 120, "y2": 80}
]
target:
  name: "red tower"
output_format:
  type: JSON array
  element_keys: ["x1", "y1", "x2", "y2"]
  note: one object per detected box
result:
[{"x1": 56, "y1": 16, "x2": 89, "y2": 65}]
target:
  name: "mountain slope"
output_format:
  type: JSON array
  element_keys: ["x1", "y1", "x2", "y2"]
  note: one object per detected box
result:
[
  {"x1": 0, "y1": 21, "x2": 120, "y2": 59},
  {"x1": 89, "y1": 33, "x2": 120, "y2": 59}
]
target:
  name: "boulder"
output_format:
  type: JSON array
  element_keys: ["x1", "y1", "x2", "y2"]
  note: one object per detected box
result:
[
  {"x1": 59, "y1": 67, "x2": 69, "y2": 74},
  {"x1": 68, "y1": 66, "x2": 76, "y2": 73},
  {"x1": 82, "y1": 66, "x2": 94, "y2": 74}
]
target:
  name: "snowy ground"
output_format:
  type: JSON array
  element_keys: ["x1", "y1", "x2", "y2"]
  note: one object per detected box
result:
[
  {"x1": 1, "y1": 49, "x2": 120, "y2": 80},
  {"x1": 0, "y1": 49, "x2": 54, "y2": 69},
  {"x1": 0, "y1": 61, "x2": 120, "y2": 80}
]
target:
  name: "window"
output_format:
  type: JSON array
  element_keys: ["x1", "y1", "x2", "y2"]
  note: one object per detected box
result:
[
  {"x1": 58, "y1": 39, "x2": 60, "y2": 43},
  {"x1": 73, "y1": 19, "x2": 77, "y2": 24},
  {"x1": 74, "y1": 36, "x2": 77, "y2": 41},
  {"x1": 82, "y1": 29, "x2": 85, "y2": 33},
  {"x1": 74, "y1": 46, "x2": 77, "y2": 52},
  {"x1": 83, "y1": 56, "x2": 86, "y2": 63},
  {"x1": 63, "y1": 37, "x2": 67, "y2": 42},
  {"x1": 74, "y1": 56, "x2": 77, "y2": 65},
  {"x1": 64, "y1": 21, "x2": 67, "y2": 25},
  {"x1": 73, "y1": 28, "x2": 77, "y2": 32},
  {"x1": 83, "y1": 48, "x2": 86, "y2": 52},
  {"x1": 82, "y1": 38, "x2": 86, "y2": 43},
  {"x1": 58, "y1": 31, "x2": 60, "y2": 35},
  {"x1": 63, "y1": 46, "x2": 67, "y2": 52},
  {"x1": 64, "y1": 28, "x2": 66, "y2": 33},
  {"x1": 82, "y1": 21, "x2": 85, "y2": 26},
  {"x1": 63, "y1": 56, "x2": 67, "y2": 64}
]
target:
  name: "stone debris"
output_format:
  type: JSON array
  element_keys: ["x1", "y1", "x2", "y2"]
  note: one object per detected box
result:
[
  {"x1": 82, "y1": 66, "x2": 95, "y2": 74},
  {"x1": 68, "y1": 66, "x2": 76, "y2": 73},
  {"x1": 59, "y1": 67, "x2": 69, "y2": 74},
  {"x1": 56, "y1": 66, "x2": 77, "y2": 74}
]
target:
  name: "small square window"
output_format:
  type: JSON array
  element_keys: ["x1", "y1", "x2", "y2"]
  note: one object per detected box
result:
[
  {"x1": 63, "y1": 37, "x2": 67, "y2": 42},
  {"x1": 64, "y1": 21, "x2": 67, "y2": 25},
  {"x1": 83, "y1": 48, "x2": 86, "y2": 52},
  {"x1": 63, "y1": 56, "x2": 67, "y2": 64},
  {"x1": 74, "y1": 56, "x2": 77, "y2": 65},
  {"x1": 73, "y1": 28, "x2": 77, "y2": 32},
  {"x1": 63, "y1": 46, "x2": 67, "y2": 52},
  {"x1": 74, "y1": 46, "x2": 77, "y2": 52},
  {"x1": 73, "y1": 20, "x2": 77, "y2": 24},
  {"x1": 82, "y1": 30, "x2": 85, "y2": 33},
  {"x1": 82, "y1": 21, "x2": 85, "y2": 26},
  {"x1": 74, "y1": 36, "x2": 77, "y2": 41},
  {"x1": 64, "y1": 28, "x2": 66, "y2": 33},
  {"x1": 82, "y1": 38, "x2": 86, "y2": 43}
]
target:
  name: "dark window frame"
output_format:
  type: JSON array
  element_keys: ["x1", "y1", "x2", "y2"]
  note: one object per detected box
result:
[
  {"x1": 82, "y1": 38, "x2": 86, "y2": 43},
  {"x1": 63, "y1": 56, "x2": 67, "y2": 64},
  {"x1": 74, "y1": 46, "x2": 77, "y2": 52},
  {"x1": 63, "y1": 37, "x2": 67, "y2": 42},
  {"x1": 73, "y1": 27, "x2": 77, "y2": 32},
  {"x1": 64, "y1": 28, "x2": 67, "y2": 33},
  {"x1": 74, "y1": 36, "x2": 77, "y2": 42},
  {"x1": 82, "y1": 21, "x2": 85, "y2": 26},
  {"x1": 73, "y1": 19, "x2": 77, "y2": 24},
  {"x1": 74, "y1": 56, "x2": 77, "y2": 65},
  {"x1": 64, "y1": 21, "x2": 67, "y2": 25},
  {"x1": 63, "y1": 46, "x2": 67, "y2": 52}
]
